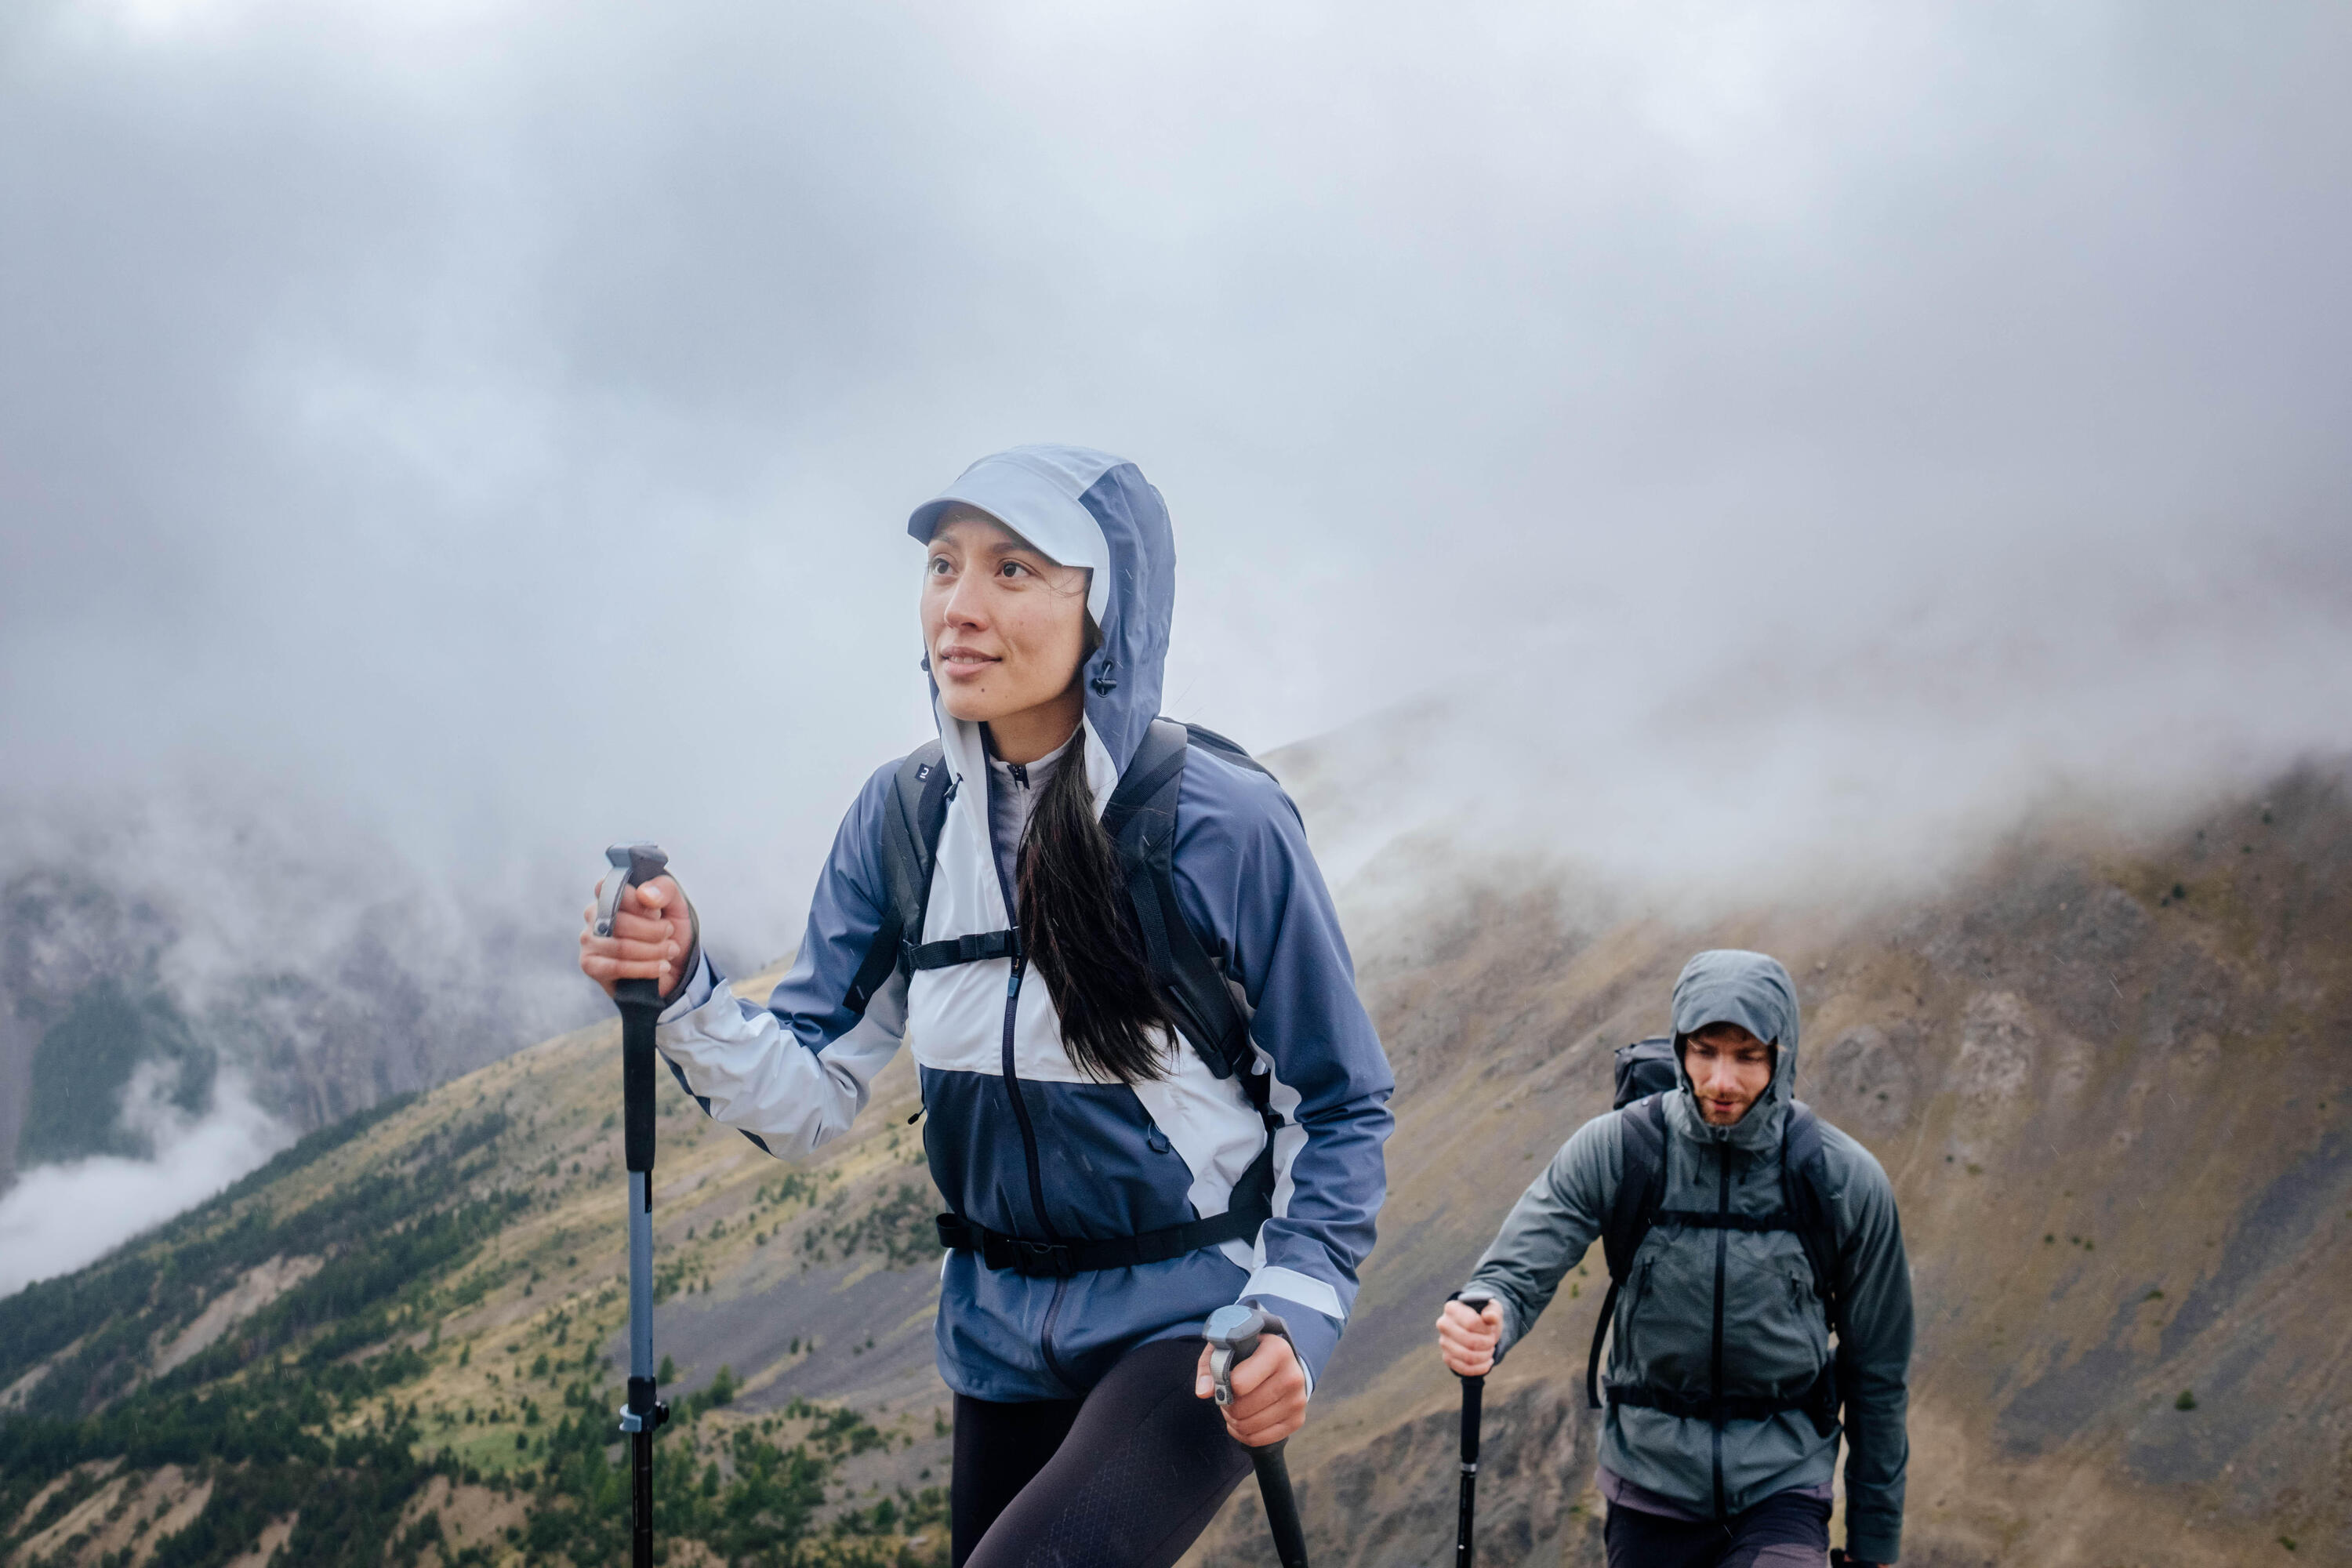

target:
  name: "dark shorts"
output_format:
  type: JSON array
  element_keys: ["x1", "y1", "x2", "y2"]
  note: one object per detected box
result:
[
  {"x1": 951, "y1": 1336, "x2": 1252, "y2": 1568},
  {"x1": 1603, "y1": 1486, "x2": 1832, "y2": 1568}
]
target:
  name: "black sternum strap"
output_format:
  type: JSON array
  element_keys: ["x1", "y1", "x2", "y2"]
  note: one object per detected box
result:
[
  {"x1": 1652, "y1": 1210, "x2": 1802, "y2": 1233},
  {"x1": 907, "y1": 929, "x2": 1022, "y2": 970}
]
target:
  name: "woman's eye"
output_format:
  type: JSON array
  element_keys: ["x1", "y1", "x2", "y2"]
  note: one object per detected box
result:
[
  {"x1": 998, "y1": 561, "x2": 1029, "y2": 579},
  {"x1": 927, "y1": 555, "x2": 952, "y2": 575}
]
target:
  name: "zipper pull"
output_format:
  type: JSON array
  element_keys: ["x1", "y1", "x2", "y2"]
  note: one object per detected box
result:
[
  {"x1": 1007, "y1": 954, "x2": 1026, "y2": 999},
  {"x1": 1009, "y1": 761, "x2": 1028, "y2": 788},
  {"x1": 906, "y1": 1105, "x2": 924, "y2": 1125}
]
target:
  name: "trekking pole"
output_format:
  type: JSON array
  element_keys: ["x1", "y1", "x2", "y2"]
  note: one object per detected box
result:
[
  {"x1": 1204, "y1": 1305, "x2": 1311, "y2": 1568},
  {"x1": 1451, "y1": 1290, "x2": 1494, "y2": 1568},
  {"x1": 595, "y1": 843, "x2": 673, "y2": 1568}
]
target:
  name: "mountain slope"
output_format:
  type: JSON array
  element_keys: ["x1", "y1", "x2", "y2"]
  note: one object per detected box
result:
[
  {"x1": 6, "y1": 763, "x2": 2350, "y2": 1567},
  {"x1": 1, "y1": 978, "x2": 955, "y2": 1568},
  {"x1": 1185, "y1": 760, "x2": 2352, "y2": 1567}
]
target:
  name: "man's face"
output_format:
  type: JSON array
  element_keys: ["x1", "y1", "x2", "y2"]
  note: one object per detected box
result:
[{"x1": 1683, "y1": 1023, "x2": 1774, "y2": 1126}]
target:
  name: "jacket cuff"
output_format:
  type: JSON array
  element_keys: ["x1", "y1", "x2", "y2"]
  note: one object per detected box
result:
[
  {"x1": 1454, "y1": 1280, "x2": 1521, "y2": 1363},
  {"x1": 658, "y1": 948, "x2": 718, "y2": 1024},
  {"x1": 1240, "y1": 1288, "x2": 1340, "y2": 1399},
  {"x1": 1846, "y1": 1523, "x2": 1901, "y2": 1564}
]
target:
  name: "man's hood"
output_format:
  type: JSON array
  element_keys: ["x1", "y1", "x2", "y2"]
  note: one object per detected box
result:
[
  {"x1": 1668, "y1": 949, "x2": 1802, "y2": 1152},
  {"x1": 906, "y1": 444, "x2": 1175, "y2": 816}
]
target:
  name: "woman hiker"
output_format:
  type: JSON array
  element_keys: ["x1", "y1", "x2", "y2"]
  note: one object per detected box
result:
[{"x1": 580, "y1": 445, "x2": 1395, "y2": 1566}]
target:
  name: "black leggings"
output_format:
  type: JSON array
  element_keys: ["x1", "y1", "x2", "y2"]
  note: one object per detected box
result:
[
  {"x1": 1603, "y1": 1487, "x2": 1832, "y2": 1568},
  {"x1": 951, "y1": 1337, "x2": 1252, "y2": 1568}
]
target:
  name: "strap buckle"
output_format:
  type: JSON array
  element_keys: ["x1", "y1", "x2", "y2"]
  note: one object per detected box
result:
[
  {"x1": 982, "y1": 1235, "x2": 1075, "y2": 1277},
  {"x1": 956, "y1": 930, "x2": 1012, "y2": 963}
]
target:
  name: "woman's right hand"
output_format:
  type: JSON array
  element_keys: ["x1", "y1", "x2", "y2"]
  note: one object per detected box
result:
[
  {"x1": 1436, "y1": 1297, "x2": 1502, "y2": 1377},
  {"x1": 579, "y1": 873, "x2": 695, "y2": 1000}
]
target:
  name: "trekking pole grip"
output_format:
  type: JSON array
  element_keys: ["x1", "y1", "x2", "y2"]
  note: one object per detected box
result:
[
  {"x1": 1204, "y1": 1305, "x2": 1311, "y2": 1568},
  {"x1": 599, "y1": 843, "x2": 670, "y2": 1175}
]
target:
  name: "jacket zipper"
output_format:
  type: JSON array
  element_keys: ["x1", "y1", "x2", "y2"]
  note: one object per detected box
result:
[
  {"x1": 1004, "y1": 952, "x2": 1074, "y2": 1392},
  {"x1": 1000, "y1": 957, "x2": 1056, "y2": 1240},
  {"x1": 1711, "y1": 1140, "x2": 1730, "y2": 1520}
]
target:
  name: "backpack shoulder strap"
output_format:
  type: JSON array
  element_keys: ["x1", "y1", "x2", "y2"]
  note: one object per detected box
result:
[
  {"x1": 1780, "y1": 1101, "x2": 1853, "y2": 1436},
  {"x1": 843, "y1": 742, "x2": 949, "y2": 1017},
  {"x1": 1176, "y1": 722, "x2": 1275, "y2": 781},
  {"x1": 1588, "y1": 1094, "x2": 1668, "y2": 1409},
  {"x1": 1105, "y1": 719, "x2": 1258, "y2": 1087},
  {"x1": 1602, "y1": 1094, "x2": 1669, "y2": 1279},
  {"x1": 1780, "y1": 1102, "x2": 1846, "y2": 1332}
]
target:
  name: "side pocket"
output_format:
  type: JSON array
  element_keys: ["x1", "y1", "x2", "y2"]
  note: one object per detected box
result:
[
  {"x1": 1617, "y1": 1254, "x2": 1657, "y2": 1372},
  {"x1": 1788, "y1": 1268, "x2": 1830, "y2": 1364}
]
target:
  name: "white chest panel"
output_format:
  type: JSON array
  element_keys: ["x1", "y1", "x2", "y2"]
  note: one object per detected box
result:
[{"x1": 903, "y1": 768, "x2": 1271, "y2": 1225}]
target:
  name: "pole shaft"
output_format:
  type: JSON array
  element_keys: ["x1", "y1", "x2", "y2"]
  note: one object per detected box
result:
[
  {"x1": 1457, "y1": 1374, "x2": 1484, "y2": 1568},
  {"x1": 632, "y1": 1427, "x2": 654, "y2": 1568},
  {"x1": 615, "y1": 978, "x2": 663, "y2": 1568},
  {"x1": 629, "y1": 1173, "x2": 654, "y2": 1376},
  {"x1": 1250, "y1": 1441, "x2": 1311, "y2": 1568}
]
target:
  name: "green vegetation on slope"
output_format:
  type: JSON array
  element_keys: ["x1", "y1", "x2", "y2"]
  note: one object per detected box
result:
[{"x1": 0, "y1": 1007, "x2": 953, "y2": 1568}]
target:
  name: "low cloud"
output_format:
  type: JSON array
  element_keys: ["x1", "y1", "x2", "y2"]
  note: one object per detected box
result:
[
  {"x1": 2, "y1": 2, "x2": 2347, "y2": 1266},
  {"x1": 0, "y1": 1072, "x2": 292, "y2": 1297}
]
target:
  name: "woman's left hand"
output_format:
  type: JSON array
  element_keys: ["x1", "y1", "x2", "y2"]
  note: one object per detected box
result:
[{"x1": 1194, "y1": 1332, "x2": 1307, "y2": 1446}]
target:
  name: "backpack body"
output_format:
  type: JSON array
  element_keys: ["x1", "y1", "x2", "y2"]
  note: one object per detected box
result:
[{"x1": 1612, "y1": 1036, "x2": 1681, "y2": 1106}]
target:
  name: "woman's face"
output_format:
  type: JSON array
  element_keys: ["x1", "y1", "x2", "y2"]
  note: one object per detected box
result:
[{"x1": 921, "y1": 514, "x2": 1093, "y2": 726}]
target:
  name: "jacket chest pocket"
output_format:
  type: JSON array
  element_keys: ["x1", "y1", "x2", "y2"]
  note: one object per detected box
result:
[
  {"x1": 1618, "y1": 1231, "x2": 1715, "y2": 1386},
  {"x1": 1724, "y1": 1240, "x2": 1831, "y2": 1395}
]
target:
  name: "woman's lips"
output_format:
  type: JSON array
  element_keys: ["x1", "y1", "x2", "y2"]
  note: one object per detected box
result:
[{"x1": 935, "y1": 647, "x2": 999, "y2": 678}]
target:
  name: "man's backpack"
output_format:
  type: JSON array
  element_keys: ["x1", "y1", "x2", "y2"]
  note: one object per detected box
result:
[
  {"x1": 837, "y1": 717, "x2": 1284, "y2": 1276},
  {"x1": 1588, "y1": 1036, "x2": 1853, "y2": 1436}
]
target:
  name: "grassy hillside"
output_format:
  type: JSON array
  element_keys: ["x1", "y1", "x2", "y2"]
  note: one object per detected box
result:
[
  {"x1": 5, "y1": 763, "x2": 2348, "y2": 1567},
  {"x1": 0, "y1": 975, "x2": 954, "y2": 1568}
]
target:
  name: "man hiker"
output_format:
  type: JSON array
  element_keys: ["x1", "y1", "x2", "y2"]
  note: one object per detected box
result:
[{"x1": 1435, "y1": 949, "x2": 1911, "y2": 1567}]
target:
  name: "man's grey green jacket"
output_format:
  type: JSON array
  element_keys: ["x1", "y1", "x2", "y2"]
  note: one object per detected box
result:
[{"x1": 1462, "y1": 951, "x2": 1912, "y2": 1565}]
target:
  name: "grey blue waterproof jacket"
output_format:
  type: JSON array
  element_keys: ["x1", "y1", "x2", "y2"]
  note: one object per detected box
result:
[
  {"x1": 1462, "y1": 951, "x2": 1911, "y2": 1564},
  {"x1": 653, "y1": 446, "x2": 1395, "y2": 1405}
]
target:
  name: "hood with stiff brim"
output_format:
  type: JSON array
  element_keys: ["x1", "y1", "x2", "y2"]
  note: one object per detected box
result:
[
  {"x1": 907, "y1": 445, "x2": 1174, "y2": 792},
  {"x1": 1668, "y1": 949, "x2": 1801, "y2": 1152}
]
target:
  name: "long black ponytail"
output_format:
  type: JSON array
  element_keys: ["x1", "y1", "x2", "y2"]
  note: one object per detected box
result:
[{"x1": 1014, "y1": 644, "x2": 1175, "y2": 1085}]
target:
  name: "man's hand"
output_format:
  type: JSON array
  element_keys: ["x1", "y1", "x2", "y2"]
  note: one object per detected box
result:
[
  {"x1": 579, "y1": 874, "x2": 694, "y2": 1000},
  {"x1": 1436, "y1": 1296, "x2": 1502, "y2": 1377},
  {"x1": 1194, "y1": 1331, "x2": 1307, "y2": 1446}
]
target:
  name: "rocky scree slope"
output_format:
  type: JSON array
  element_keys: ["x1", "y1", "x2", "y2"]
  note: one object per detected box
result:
[{"x1": 1182, "y1": 761, "x2": 2352, "y2": 1568}]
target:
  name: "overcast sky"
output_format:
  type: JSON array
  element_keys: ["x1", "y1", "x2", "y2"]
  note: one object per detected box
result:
[{"x1": 5, "y1": 0, "x2": 2349, "y2": 974}]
